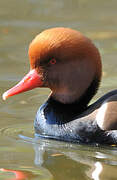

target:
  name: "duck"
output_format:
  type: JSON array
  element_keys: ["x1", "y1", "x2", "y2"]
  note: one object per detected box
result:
[{"x1": 2, "y1": 27, "x2": 117, "y2": 145}]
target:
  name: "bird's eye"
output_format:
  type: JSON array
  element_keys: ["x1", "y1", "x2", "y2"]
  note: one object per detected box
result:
[{"x1": 49, "y1": 58, "x2": 56, "y2": 65}]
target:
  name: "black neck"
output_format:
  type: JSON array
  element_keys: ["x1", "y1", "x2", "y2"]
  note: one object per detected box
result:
[{"x1": 44, "y1": 76, "x2": 100, "y2": 124}]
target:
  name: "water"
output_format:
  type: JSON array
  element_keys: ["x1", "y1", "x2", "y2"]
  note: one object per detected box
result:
[{"x1": 0, "y1": 0, "x2": 117, "y2": 179}]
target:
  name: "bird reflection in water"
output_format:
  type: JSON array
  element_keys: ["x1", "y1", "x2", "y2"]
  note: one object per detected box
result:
[
  {"x1": 1, "y1": 136, "x2": 117, "y2": 180},
  {"x1": 0, "y1": 168, "x2": 37, "y2": 180}
]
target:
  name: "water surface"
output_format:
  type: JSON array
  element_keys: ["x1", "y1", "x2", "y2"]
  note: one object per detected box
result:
[{"x1": 0, "y1": 0, "x2": 117, "y2": 179}]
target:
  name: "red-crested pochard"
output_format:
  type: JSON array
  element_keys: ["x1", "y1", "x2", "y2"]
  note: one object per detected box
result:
[{"x1": 2, "y1": 27, "x2": 117, "y2": 144}]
